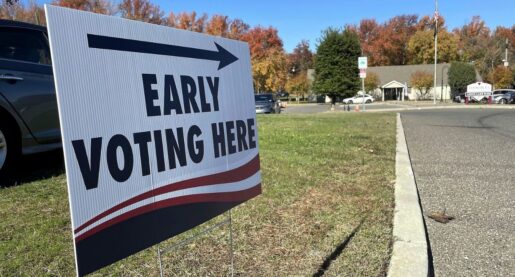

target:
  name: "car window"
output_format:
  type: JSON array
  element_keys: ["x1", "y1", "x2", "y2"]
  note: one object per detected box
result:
[
  {"x1": 0, "y1": 27, "x2": 51, "y2": 65},
  {"x1": 255, "y1": 94, "x2": 273, "y2": 101}
]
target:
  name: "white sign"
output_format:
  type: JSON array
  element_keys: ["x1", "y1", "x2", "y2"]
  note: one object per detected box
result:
[
  {"x1": 45, "y1": 5, "x2": 261, "y2": 276},
  {"x1": 359, "y1": 68, "x2": 366, "y2": 79},
  {"x1": 466, "y1": 82, "x2": 492, "y2": 97},
  {"x1": 358, "y1": 56, "x2": 368, "y2": 69}
]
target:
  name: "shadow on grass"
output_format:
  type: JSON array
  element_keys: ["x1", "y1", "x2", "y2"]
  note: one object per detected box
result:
[
  {"x1": 1, "y1": 149, "x2": 65, "y2": 187},
  {"x1": 313, "y1": 219, "x2": 365, "y2": 277}
]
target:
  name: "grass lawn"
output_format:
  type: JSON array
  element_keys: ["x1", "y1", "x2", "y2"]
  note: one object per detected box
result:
[{"x1": 0, "y1": 112, "x2": 396, "y2": 276}]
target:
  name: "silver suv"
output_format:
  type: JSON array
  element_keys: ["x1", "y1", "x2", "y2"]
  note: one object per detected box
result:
[
  {"x1": 0, "y1": 20, "x2": 60, "y2": 179},
  {"x1": 493, "y1": 89, "x2": 515, "y2": 104},
  {"x1": 255, "y1": 93, "x2": 281, "y2": 114}
]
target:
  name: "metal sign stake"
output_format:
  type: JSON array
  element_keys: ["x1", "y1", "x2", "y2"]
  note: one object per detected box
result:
[
  {"x1": 156, "y1": 211, "x2": 235, "y2": 276},
  {"x1": 228, "y1": 210, "x2": 235, "y2": 277},
  {"x1": 157, "y1": 245, "x2": 164, "y2": 277}
]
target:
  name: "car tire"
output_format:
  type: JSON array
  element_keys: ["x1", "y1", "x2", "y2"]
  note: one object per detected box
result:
[
  {"x1": 365, "y1": 100, "x2": 372, "y2": 104},
  {"x1": 0, "y1": 120, "x2": 20, "y2": 181},
  {"x1": 480, "y1": 98, "x2": 488, "y2": 104},
  {"x1": 348, "y1": 100, "x2": 353, "y2": 104},
  {"x1": 500, "y1": 99, "x2": 507, "y2": 104}
]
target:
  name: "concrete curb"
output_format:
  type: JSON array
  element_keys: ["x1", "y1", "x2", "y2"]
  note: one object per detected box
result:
[
  {"x1": 363, "y1": 104, "x2": 515, "y2": 113},
  {"x1": 387, "y1": 113, "x2": 428, "y2": 277},
  {"x1": 326, "y1": 104, "x2": 515, "y2": 114}
]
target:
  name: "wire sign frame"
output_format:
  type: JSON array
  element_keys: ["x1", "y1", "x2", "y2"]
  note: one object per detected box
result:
[{"x1": 156, "y1": 211, "x2": 235, "y2": 276}]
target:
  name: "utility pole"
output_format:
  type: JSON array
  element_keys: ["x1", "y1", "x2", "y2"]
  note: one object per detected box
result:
[
  {"x1": 504, "y1": 38, "x2": 509, "y2": 67},
  {"x1": 361, "y1": 77, "x2": 365, "y2": 111},
  {"x1": 358, "y1": 57, "x2": 367, "y2": 111},
  {"x1": 433, "y1": 0, "x2": 438, "y2": 105}
]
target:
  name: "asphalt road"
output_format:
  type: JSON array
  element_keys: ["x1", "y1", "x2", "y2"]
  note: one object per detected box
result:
[{"x1": 401, "y1": 109, "x2": 515, "y2": 276}]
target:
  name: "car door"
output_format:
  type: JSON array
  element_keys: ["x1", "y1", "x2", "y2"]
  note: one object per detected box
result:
[{"x1": 0, "y1": 26, "x2": 59, "y2": 144}]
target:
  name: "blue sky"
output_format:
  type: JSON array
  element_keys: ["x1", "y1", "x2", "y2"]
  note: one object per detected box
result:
[
  {"x1": 38, "y1": 0, "x2": 515, "y2": 52},
  {"x1": 155, "y1": 0, "x2": 515, "y2": 52}
]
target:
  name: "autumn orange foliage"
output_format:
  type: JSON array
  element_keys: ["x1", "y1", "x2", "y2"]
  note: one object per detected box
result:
[{"x1": 1, "y1": 0, "x2": 513, "y2": 90}]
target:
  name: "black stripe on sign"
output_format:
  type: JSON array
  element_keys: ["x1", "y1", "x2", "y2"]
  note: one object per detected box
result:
[{"x1": 75, "y1": 201, "x2": 240, "y2": 276}]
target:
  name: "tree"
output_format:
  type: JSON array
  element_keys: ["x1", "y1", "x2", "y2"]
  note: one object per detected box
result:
[
  {"x1": 227, "y1": 19, "x2": 249, "y2": 40},
  {"x1": 364, "y1": 72, "x2": 380, "y2": 94},
  {"x1": 240, "y1": 26, "x2": 286, "y2": 92},
  {"x1": 379, "y1": 15, "x2": 419, "y2": 65},
  {"x1": 416, "y1": 15, "x2": 446, "y2": 32},
  {"x1": 448, "y1": 62, "x2": 476, "y2": 96},
  {"x1": 53, "y1": 0, "x2": 112, "y2": 14},
  {"x1": 351, "y1": 19, "x2": 384, "y2": 66},
  {"x1": 454, "y1": 16, "x2": 491, "y2": 78},
  {"x1": 251, "y1": 48, "x2": 288, "y2": 93},
  {"x1": 286, "y1": 40, "x2": 314, "y2": 101},
  {"x1": 410, "y1": 71, "x2": 433, "y2": 99},
  {"x1": 205, "y1": 14, "x2": 229, "y2": 36},
  {"x1": 1, "y1": 0, "x2": 21, "y2": 20},
  {"x1": 119, "y1": 0, "x2": 162, "y2": 24},
  {"x1": 313, "y1": 27, "x2": 361, "y2": 104},
  {"x1": 407, "y1": 29, "x2": 458, "y2": 64},
  {"x1": 491, "y1": 26, "x2": 515, "y2": 69},
  {"x1": 488, "y1": 65, "x2": 513, "y2": 89},
  {"x1": 1, "y1": 0, "x2": 45, "y2": 24},
  {"x1": 288, "y1": 40, "x2": 314, "y2": 73},
  {"x1": 167, "y1": 11, "x2": 207, "y2": 32},
  {"x1": 240, "y1": 26, "x2": 283, "y2": 59},
  {"x1": 286, "y1": 71, "x2": 310, "y2": 101},
  {"x1": 352, "y1": 15, "x2": 419, "y2": 66}
]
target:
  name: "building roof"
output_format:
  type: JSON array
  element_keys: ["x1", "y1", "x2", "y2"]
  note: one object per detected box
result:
[{"x1": 368, "y1": 63, "x2": 451, "y2": 88}]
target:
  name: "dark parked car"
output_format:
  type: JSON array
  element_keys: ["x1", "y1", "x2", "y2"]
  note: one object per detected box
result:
[
  {"x1": 255, "y1": 93, "x2": 281, "y2": 114},
  {"x1": 276, "y1": 92, "x2": 289, "y2": 99},
  {"x1": 453, "y1": 92, "x2": 466, "y2": 103},
  {"x1": 0, "y1": 20, "x2": 60, "y2": 178}
]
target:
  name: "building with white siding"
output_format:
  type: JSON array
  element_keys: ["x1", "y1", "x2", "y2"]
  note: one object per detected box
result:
[{"x1": 367, "y1": 63, "x2": 451, "y2": 101}]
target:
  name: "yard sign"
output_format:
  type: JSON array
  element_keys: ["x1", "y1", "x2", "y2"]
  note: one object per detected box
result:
[{"x1": 45, "y1": 5, "x2": 261, "y2": 276}]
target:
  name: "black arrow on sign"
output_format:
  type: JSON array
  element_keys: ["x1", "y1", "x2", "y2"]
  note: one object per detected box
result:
[{"x1": 87, "y1": 34, "x2": 238, "y2": 70}]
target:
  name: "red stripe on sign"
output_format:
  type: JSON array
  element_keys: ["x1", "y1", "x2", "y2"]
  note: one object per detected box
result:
[
  {"x1": 74, "y1": 154, "x2": 260, "y2": 234},
  {"x1": 75, "y1": 184, "x2": 262, "y2": 242}
]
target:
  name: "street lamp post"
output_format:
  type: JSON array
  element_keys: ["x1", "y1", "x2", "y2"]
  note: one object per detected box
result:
[{"x1": 503, "y1": 38, "x2": 510, "y2": 67}]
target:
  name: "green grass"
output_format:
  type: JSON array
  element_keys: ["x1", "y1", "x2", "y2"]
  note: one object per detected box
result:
[{"x1": 0, "y1": 112, "x2": 396, "y2": 276}]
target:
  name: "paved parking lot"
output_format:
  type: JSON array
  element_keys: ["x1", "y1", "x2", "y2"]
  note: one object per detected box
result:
[{"x1": 401, "y1": 109, "x2": 515, "y2": 276}]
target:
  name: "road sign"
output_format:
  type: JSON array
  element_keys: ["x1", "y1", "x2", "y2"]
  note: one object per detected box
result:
[
  {"x1": 465, "y1": 82, "x2": 492, "y2": 101},
  {"x1": 358, "y1": 56, "x2": 368, "y2": 69},
  {"x1": 359, "y1": 68, "x2": 367, "y2": 79},
  {"x1": 466, "y1": 82, "x2": 492, "y2": 94},
  {"x1": 45, "y1": 5, "x2": 261, "y2": 276}
]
